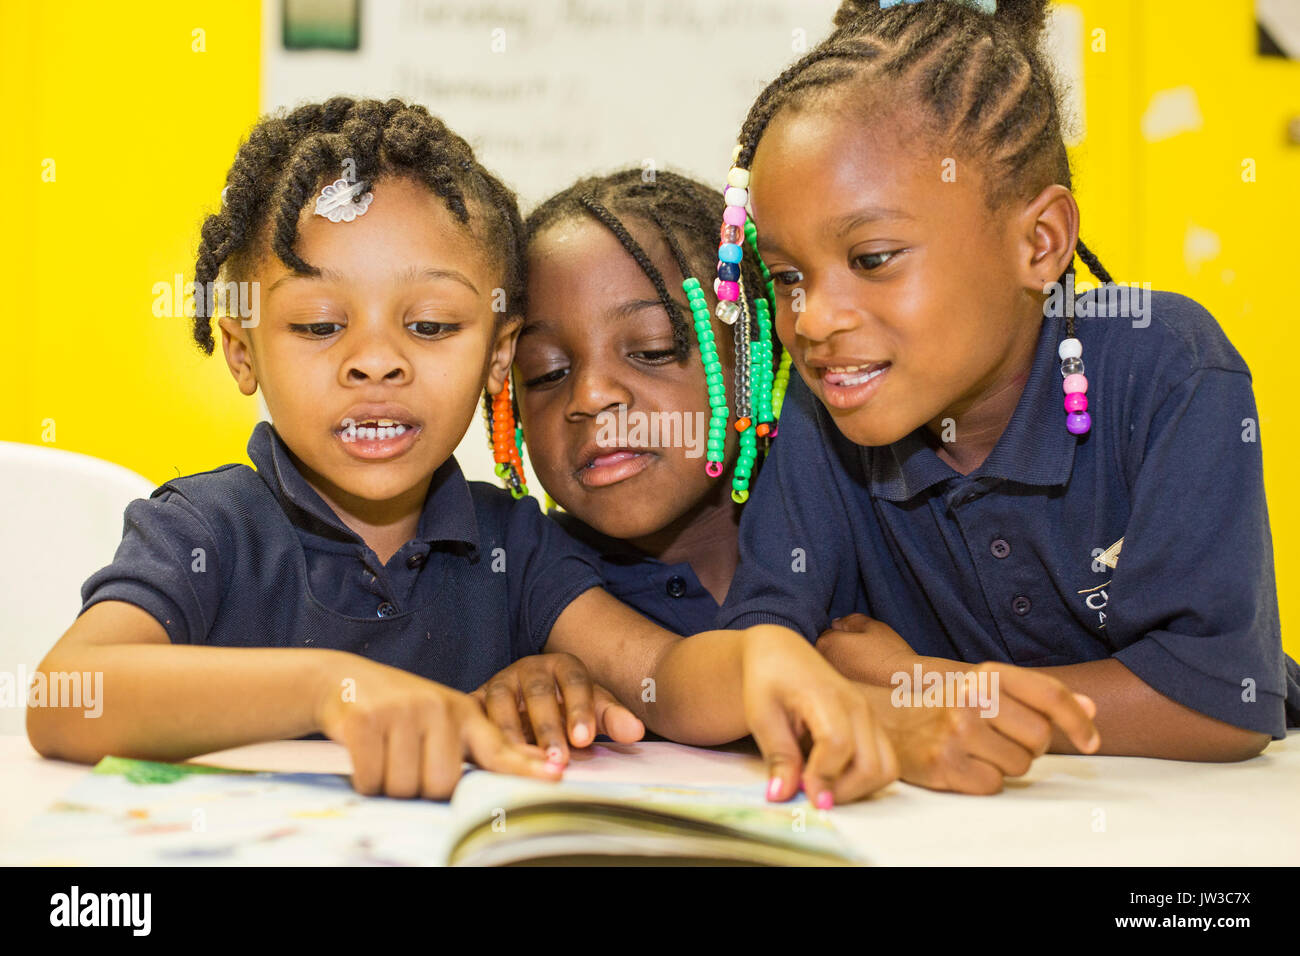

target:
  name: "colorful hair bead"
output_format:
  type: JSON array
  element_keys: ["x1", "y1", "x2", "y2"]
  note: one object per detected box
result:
[
  {"x1": 1057, "y1": 331, "x2": 1091, "y2": 435},
  {"x1": 483, "y1": 377, "x2": 529, "y2": 498}
]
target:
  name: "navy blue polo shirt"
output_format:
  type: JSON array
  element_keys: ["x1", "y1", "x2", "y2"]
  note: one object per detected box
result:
[
  {"x1": 719, "y1": 289, "x2": 1300, "y2": 738},
  {"x1": 80, "y1": 422, "x2": 603, "y2": 692},
  {"x1": 547, "y1": 511, "x2": 720, "y2": 637}
]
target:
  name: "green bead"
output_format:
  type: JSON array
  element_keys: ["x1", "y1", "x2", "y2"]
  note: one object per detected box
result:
[
  {"x1": 733, "y1": 477, "x2": 749, "y2": 491},
  {"x1": 707, "y1": 438, "x2": 724, "y2": 452},
  {"x1": 683, "y1": 277, "x2": 701, "y2": 291},
  {"x1": 706, "y1": 372, "x2": 723, "y2": 387}
]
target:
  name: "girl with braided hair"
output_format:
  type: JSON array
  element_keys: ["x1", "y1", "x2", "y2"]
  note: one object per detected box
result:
[
  {"x1": 713, "y1": 0, "x2": 1298, "y2": 790},
  {"x1": 32, "y1": 98, "x2": 919, "y2": 808},
  {"x1": 506, "y1": 168, "x2": 786, "y2": 638}
]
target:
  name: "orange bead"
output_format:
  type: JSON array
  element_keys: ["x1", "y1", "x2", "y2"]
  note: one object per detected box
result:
[
  {"x1": 734, "y1": 417, "x2": 751, "y2": 432},
  {"x1": 757, "y1": 423, "x2": 770, "y2": 437}
]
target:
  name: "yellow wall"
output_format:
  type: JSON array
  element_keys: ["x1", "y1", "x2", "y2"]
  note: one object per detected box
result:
[
  {"x1": 4, "y1": 0, "x2": 1295, "y2": 656},
  {"x1": 3, "y1": 0, "x2": 262, "y2": 483},
  {"x1": 1069, "y1": 0, "x2": 1299, "y2": 656}
]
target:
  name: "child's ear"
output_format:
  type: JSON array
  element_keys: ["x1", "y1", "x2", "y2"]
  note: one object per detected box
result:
[
  {"x1": 217, "y1": 316, "x2": 259, "y2": 397},
  {"x1": 1015, "y1": 183, "x2": 1080, "y2": 293},
  {"x1": 485, "y1": 315, "x2": 524, "y2": 396}
]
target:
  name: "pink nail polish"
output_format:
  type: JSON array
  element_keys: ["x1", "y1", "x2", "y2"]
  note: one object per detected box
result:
[
  {"x1": 815, "y1": 791, "x2": 834, "y2": 810},
  {"x1": 546, "y1": 746, "x2": 563, "y2": 763},
  {"x1": 766, "y1": 778, "x2": 783, "y2": 801}
]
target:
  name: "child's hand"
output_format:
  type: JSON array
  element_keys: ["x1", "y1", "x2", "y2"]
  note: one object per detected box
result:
[
  {"x1": 474, "y1": 653, "x2": 646, "y2": 765},
  {"x1": 314, "y1": 657, "x2": 562, "y2": 799},
  {"x1": 863, "y1": 663, "x2": 1100, "y2": 794},
  {"x1": 742, "y1": 626, "x2": 900, "y2": 807}
]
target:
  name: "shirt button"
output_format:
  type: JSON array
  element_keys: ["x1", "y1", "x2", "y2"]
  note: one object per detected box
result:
[
  {"x1": 1011, "y1": 595, "x2": 1032, "y2": 616},
  {"x1": 406, "y1": 553, "x2": 426, "y2": 570},
  {"x1": 665, "y1": 575, "x2": 687, "y2": 598},
  {"x1": 376, "y1": 602, "x2": 398, "y2": 618},
  {"x1": 990, "y1": 538, "x2": 1011, "y2": 559}
]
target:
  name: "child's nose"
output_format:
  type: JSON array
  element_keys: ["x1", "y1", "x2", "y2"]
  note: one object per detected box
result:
[
  {"x1": 793, "y1": 286, "x2": 863, "y2": 342},
  {"x1": 344, "y1": 339, "x2": 410, "y2": 385},
  {"x1": 565, "y1": 363, "x2": 633, "y2": 419}
]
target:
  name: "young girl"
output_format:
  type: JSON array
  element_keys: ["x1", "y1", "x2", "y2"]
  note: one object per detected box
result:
[
  {"x1": 711, "y1": 0, "x2": 1300, "y2": 782},
  {"x1": 493, "y1": 164, "x2": 1101, "y2": 791},
  {"x1": 511, "y1": 169, "x2": 779, "y2": 636},
  {"x1": 28, "y1": 98, "x2": 924, "y2": 807}
]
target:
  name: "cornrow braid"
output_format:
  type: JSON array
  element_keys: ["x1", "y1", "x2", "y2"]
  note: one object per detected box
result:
[
  {"x1": 577, "y1": 195, "x2": 691, "y2": 358},
  {"x1": 191, "y1": 96, "x2": 526, "y2": 355}
]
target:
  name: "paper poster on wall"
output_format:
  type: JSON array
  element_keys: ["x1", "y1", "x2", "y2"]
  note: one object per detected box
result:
[{"x1": 284, "y1": 0, "x2": 362, "y2": 51}]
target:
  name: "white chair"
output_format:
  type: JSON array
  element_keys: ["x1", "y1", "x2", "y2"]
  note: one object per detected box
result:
[{"x1": 0, "y1": 442, "x2": 154, "y2": 735}]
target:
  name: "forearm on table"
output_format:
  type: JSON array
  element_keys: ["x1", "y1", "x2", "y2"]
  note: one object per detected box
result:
[
  {"x1": 27, "y1": 642, "x2": 349, "y2": 765},
  {"x1": 636, "y1": 627, "x2": 752, "y2": 746},
  {"x1": 816, "y1": 620, "x2": 954, "y2": 686},
  {"x1": 1037, "y1": 657, "x2": 1269, "y2": 761}
]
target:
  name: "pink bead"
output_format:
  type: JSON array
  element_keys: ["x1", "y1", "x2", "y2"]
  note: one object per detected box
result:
[
  {"x1": 717, "y1": 281, "x2": 739, "y2": 301},
  {"x1": 705, "y1": 461, "x2": 724, "y2": 478},
  {"x1": 1062, "y1": 374, "x2": 1088, "y2": 395},
  {"x1": 1064, "y1": 392, "x2": 1087, "y2": 413},
  {"x1": 720, "y1": 224, "x2": 742, "y2": 245},
  {"x1": 1066, "y1": 411, "x2": 1091, "y2": 435},
  {"x1": 723, "y1": 205, "x2": 747, "y2": 226}
]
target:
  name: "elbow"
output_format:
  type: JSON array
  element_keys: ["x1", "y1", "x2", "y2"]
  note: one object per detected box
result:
[{"x1": 1211, "y1": 729, "x2": 1270, "y2": 762}]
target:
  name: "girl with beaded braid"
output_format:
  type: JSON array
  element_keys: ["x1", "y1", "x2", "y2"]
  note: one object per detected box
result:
[
  {"x1": 32, "y1": 99, "x2": 913, "y2": 807},
  {"x1": 715, "y1": 0, "x2": 1299, "y2": 790},
  {"x1": 501, "y1": 169, "x2": 788, "y2": 637}
]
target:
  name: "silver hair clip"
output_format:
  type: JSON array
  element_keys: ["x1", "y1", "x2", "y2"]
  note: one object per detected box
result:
[{"x1": 315, "y1": 178, "x2": 373, "y2": 222}]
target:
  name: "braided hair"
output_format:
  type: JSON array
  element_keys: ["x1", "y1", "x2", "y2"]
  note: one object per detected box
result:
[
  {"x1": 734, "y1": 0, "x2": 1109, "y2": 283},
  {"x1": 524, "y1": 168, "x2": 774, "y2": 367},
  {"x1": 190, "y1": 96, "x2": 526, "y2": 355}
]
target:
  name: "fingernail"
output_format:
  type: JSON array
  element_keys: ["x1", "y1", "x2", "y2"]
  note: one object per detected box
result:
[
  {"x1": 766, "y1": 777, "x2": 783, "y2": 801},
  {"x1": 815, "y1": 790, "x2": 834, "y2": 810},
  {"x1": 546, "y1": 746, "x2": 563, "y2": 763},
  {"x1": 1087, "y1": 732, "x2": 1100, "y2": 752},
  {"x1": 572, "y1": 723, "x2": 591, "y2": 746}
]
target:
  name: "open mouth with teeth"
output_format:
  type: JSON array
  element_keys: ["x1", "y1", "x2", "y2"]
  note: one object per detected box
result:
[
  {"x1": 339, "y1": 418, "x2": 412, "y2": 441},
  {"x1": 821, "y1": 363, "x2": 891, "y2": 387}
]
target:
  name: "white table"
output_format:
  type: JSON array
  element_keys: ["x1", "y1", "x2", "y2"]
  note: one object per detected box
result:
[{"x1": 3, "y1": 733, "x2": 1297, "y2": 865}]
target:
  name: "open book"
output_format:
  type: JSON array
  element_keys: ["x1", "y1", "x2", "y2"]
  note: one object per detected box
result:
[{"x1": 4, "y1": 756, "x2": 860, "y2": 866}]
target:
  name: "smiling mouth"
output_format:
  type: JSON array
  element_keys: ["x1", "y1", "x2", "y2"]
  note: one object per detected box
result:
[{"x1": 820, "y1": 362, "x2": 891, "y2": 387}]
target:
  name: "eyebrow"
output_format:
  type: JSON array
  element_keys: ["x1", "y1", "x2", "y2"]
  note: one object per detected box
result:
[
  {"x1": 610, "y1": 298, "x2": 686, "y2": 321},
  {"x1": 828, "y1": 205, "x2": 915, "y2": 237},
  {"x1": 266, "y1": 265, "x2": 481, "y2": 296},
  {"x1": 755, "y1": 205, "x2": 916, "y2": 255}
]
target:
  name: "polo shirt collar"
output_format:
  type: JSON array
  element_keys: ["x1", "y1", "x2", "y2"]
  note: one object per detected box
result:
[
  {"x1": 247, "y1": 421, "x2": 480, "y2": 551},
  {"x1": 868, "y1": 311, "x2": 1077, "y2": 502}
]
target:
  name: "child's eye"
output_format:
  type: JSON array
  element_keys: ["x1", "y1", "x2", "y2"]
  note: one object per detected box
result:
[
  {"x1": 407, "y1": 320, "x2": 459, "y2": 339},
  {"x1": 854, "y1": 250, "x2": 900, "y2": 270},
  {"x1": 770, "y1": 269, "x2": 803, "y2": 288},
  {"x1": 290, "y1": 322, "x2": 343, "y2": 337},
  {"x1": 522, "y1": 367, "x2": 568, "y2": 388},
  {"x1": 629, "y1": 349, "x2": 680, "y2": 364}
]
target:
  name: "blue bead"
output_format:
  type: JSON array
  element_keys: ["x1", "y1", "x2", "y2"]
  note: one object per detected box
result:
[
  {"x1": 718, "y1": 243, "x2": 743, "y2": 264},
  {"x1": 717, "y1": 261, "x2": 740, "y2": 282}
]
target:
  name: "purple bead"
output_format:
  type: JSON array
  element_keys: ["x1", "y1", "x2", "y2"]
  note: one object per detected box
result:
[
  {"x1": 1066, "y1": 411, "x2": 1091, "y2": 435},
  {"x1": 723, "y1": 205, "x2": 747, "y2": 227},
  {"x1": 1064, "y1": 392, "x2": 1087, "y2": 413}
]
